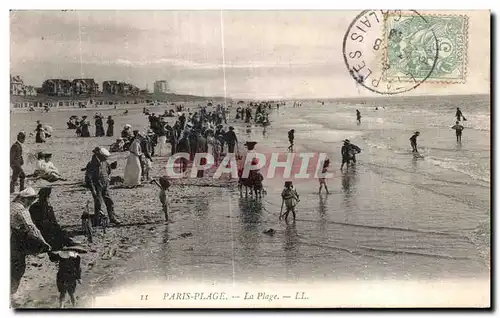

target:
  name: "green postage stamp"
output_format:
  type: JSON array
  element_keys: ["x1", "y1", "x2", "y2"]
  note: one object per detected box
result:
[{"x1": 384, "y1": 13, "x2": 469, "y2": 83}]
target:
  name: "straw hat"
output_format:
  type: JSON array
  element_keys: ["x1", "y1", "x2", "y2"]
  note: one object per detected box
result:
[
  {"x1": 100, "y1": 148, "x2": 111, "y2": 157},
  {"x1": 93, "y1": 147, "x2": 110, "y2": 157},
  {"x1": 124, "y1": 124, "x2": 131, "y2": 129},
  {"x1": 16, "y1": 187, "x2": 38, "y2": 198}
]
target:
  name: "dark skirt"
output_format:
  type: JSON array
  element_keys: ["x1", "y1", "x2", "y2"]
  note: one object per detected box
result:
[
  {"x1": 35, "y1": 133, "x2": 45, "y2": 143},
  {"x1": 106, "y1": 125, "x2": 114, "y2": 137}
]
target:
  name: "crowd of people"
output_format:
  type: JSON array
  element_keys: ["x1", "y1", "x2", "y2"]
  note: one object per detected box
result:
[{"x1": 67, "y1": 114, "x2": 115, "y2": 138}]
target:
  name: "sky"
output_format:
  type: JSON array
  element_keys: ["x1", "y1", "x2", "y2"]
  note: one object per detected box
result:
[{"x1": 10, "y1": 10, "x2": 490, "y2": 99}]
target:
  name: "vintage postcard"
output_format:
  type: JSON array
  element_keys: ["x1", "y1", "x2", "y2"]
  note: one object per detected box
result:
[{"x1": 9, "y1": 10, "x2": 490, "y2": 308}]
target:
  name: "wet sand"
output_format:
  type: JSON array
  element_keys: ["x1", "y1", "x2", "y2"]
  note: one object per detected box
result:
[{"x1": 10, "y1": 101, "x2": 490, "y2": 308}]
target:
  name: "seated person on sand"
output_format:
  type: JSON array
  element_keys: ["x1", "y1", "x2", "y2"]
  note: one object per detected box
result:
[
  {"x1": 28, "y1": 187, "x2": 78, "y2": 251},
  {"x1": 29, "y1": 152, "x2": 67, "y2": 182},
  {"x1": 110, "y1": 138, "x2": 125, "y2": 152}
]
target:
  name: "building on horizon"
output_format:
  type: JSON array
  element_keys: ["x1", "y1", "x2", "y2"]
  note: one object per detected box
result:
[
  {"x1": 72, "y1": 78, "x2": 99, "y2": 96},
  {"x1": 103, "y1": 80, "x2": 140, "y2": 96},
  {"x1": 40, "y1": 79, "x2": 73, "y2": 96},
  {"x1": 154, "y1": 80, "x2": 169, "y2": 94},
  {"x1": 10, "y1": 75, "x2": 37, "y2": 96},
  {"x1": 103, "y1": 80, "x2": 119, "y2": 94},
  {"x1": 10, "y1": 75, "x2": 24, "y2": 95},
  {"x1": 23, "y1": 85, "x2": 37, "y2": 96}
]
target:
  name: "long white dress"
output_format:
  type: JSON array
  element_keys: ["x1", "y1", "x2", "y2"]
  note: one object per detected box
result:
[{"x1": 124, "y1": 138, "x2": 142, "y2": 186}]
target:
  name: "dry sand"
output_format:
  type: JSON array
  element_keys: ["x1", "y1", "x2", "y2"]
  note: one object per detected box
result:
[{"x1": 11, "y1": 102, "x2": 239, "y2": 308}]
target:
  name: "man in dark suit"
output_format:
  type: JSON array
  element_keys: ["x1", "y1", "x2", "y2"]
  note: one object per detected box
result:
[
  {"x1": 85, "y1": 147, "x2": 120, "y2": 224},
  {"x1": 10, "y1": 132, "x2": 26, "y2": 193}
]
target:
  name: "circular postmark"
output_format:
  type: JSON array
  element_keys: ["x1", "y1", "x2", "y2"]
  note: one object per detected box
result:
[{"x1": 343, "y1": 10, "x2": 439, "y2": 95}]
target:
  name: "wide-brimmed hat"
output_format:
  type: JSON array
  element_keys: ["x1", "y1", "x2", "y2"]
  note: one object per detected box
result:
[
  {"x1": 16, "y1": 187, "x2": 38, "y2": 198},
  {"x1": 244, "y1": 141, "x2": 257, "y2": 147},
  {"x1": 124, "y1": 124, "x2": 131, "y2": 128},
  {"x1": 415, "y1": 131, "x2": 420, "y2": 134},
  {"x1": 100, "y1": 148, "x2": 111, "y2": 157},
  {"x1": 53, "y1": 245, "x2": 87, "y2": 257},
  {"x1": 53, "y1": 250, "x2": 78, "y2": 259},
  {"x1": 93, "y1": 147, "x2": 110, "y2": 157},
  {"x1": 343, "y1": 139, "x2": 350, "y2": 143},
  {"x1": 44, "y1": 153, "x2": 52, "y2": 158}
]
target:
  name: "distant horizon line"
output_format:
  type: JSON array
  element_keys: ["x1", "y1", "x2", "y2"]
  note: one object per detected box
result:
[{"x1": 213, "y1": 93, "x2": 490, "y2": 101}]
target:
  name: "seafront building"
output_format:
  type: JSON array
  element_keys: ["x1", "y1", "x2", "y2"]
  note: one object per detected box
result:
[
  {"x1": 10, "y1": 76, "x2": 158, "y2": 109},
  {"x1": 154, "y1": 80, "x2": 169, "y2": 94},
  {"x1": 10, "y1": 75, "x2": 37, "y2": 96},
  {"x1": 103, "y1": 81, "x2": 140, "y2": 96}
]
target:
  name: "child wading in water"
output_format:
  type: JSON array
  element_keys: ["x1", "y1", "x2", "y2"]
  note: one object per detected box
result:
[
  {"x1": 318, "y1": 158, "x2": 330, "y2": 194},
  {"x1": 279, "y1": 181, "x2": 300, "y2": 221},
  {"x1": 49, "y1": 248, "x2": 83, "y2": 308},
  {"x1": 151, "y1": 177, "x2": 171, "y2": 222}
]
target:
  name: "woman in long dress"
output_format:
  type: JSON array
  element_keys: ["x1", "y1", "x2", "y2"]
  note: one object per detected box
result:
[
  {"x1": 35, "y1": 122, "x2": 46, "y2": 143},
  {"x1": 106, "y1": 116, "x2": 114, "y2": 137},
  {"x1": 124, "y1": 135, "x2": 142, "y2": 187}
]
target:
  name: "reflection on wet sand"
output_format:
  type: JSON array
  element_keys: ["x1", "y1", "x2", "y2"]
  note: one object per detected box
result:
[
  {"x1": 318, "y1": 194, "x2": 328, "y2": 233},
  {"x1": 342, "y1": 167, "x2": 358, "y2": 223},
  {"x1": 238, "y1": 197, "x2": 263, "y2": 266},
  {"x1": 283, "y1": 221, "x2": 298, "y2": 267}
]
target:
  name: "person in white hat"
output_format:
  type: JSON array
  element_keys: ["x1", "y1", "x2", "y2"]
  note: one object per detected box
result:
[
  {"x1": 121, "y1": 124, "x2": 133, "y2": 140},
  {"x1": 11, "y1": 187, "x2": 51, "y2": 295},
  {"x1": 86, "y1": 147, "x2": 120, "y2": 224}
]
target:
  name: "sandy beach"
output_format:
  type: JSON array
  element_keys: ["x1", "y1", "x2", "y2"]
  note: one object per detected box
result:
[{"x1": 10, "y1": 96, "x2": 490, "y2": 308}]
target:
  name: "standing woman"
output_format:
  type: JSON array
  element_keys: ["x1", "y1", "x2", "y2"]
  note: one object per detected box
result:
[
  {"x1": 123, "y1": 132, "x2": 142, "y2": 187},
  {"x1": 106, "y1": 116, "x2": 114, "y2": 137},
  {"x1": 157, "y1": 118, "x2": 167, "y2": 156},
  {"x1": 95, "y1": 114, "x2": 104, "y2": 137},
  {"x1": 80, "y1": 116, "x2": 91, "y2": 137},
  {"x1": 35, "y1": 121, "x2": 46, "y2": 143}
]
